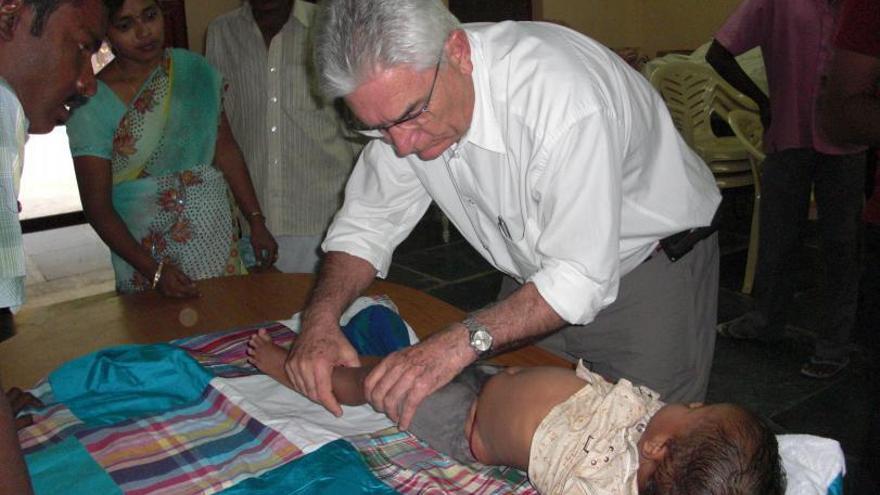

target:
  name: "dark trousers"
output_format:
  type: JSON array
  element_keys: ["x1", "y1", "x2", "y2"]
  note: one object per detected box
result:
[{"x1": 753, "y1": 149, "x2": 865, "y2": 359}]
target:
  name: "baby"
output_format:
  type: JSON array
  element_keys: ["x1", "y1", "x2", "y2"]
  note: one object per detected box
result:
[{"x1": 248, "y1": 330, "x2": 785, "y2": 495}]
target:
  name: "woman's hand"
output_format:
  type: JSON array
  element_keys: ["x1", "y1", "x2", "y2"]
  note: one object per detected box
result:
[
  {"x1": 249, "y1": 217, "x2": 278, "y2": 270},
  {"x1": 156, "y1": 262, "x2": 200, "y2": 298}
]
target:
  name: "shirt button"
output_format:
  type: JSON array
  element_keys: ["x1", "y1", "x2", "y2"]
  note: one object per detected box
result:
[
  {"x1": 271, "y1": 96, "x2": 278, "y2": 103},
  {"x1": 271, "y1": 126, "x2": 277, "y2": 133},
  {"x1": 273, "y1": 159, "x2": 279, "y2": 165},
  {"x1": 270, "y1": 67, "x2": 277, "y2": 72}
]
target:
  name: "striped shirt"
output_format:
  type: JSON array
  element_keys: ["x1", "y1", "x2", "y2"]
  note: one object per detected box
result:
[
  {"x1": 205, "y1": 1, "x2": 360, "y2": 237},
  {"x1": 0, "y1": 78, "x2": 27, "y2": 308}
]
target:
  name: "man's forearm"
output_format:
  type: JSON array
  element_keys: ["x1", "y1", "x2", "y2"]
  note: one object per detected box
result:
[
  {"x1": 0, "y1": 382, "x2": 33, "y2": 495},
  {"x1": 467, "y1": 282, "x2": 566, "y2": 356},
  {"x1": 705, "y1": 39, "x2": 769, "y2": 111},
  {"x1": 302, "y1": 251, "x2": 377, "y2": 325},
  {"x1": 821, "y1": 49, "x2": 880, "y2": 146}
]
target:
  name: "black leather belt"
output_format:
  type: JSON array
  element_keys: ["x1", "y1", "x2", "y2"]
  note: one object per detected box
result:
[{"x1": 658, "y1": 209, "x2": 720, "y2": 262}]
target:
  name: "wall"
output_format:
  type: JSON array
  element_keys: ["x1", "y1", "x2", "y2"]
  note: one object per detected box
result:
[
  {"x1": 539, "y1": 0, "x2": 743, "y2": 57},
  {"x1": 183, "y1": 0, "x2": 744, "y2": 58},
  {"x1": 185, "y1": 0, "x2": 240, "y2": 54}
]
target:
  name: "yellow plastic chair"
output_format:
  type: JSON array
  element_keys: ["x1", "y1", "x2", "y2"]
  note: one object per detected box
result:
[
  {"x1": 727, "y1": 109, "x2": 765, "y2": 295},
  {"x1": 649, "y1": 61, "x2": 754, "y2": 182}
]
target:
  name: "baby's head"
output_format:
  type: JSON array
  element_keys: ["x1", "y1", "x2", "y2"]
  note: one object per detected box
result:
[{"x1": 637, "y1": 403, "x2": 785, "y2": 495}]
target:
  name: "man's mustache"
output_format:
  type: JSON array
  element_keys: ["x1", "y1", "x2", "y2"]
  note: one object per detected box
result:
[{"x1": 64, "y1": 93, "x2": 90, "y2": 112}]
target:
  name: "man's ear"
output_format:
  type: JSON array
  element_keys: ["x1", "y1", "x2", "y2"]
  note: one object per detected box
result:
[
  {"x1": 444, "y1": 29, "x2": 473, "y2": 75},
  {"x1": 0, "y1": 0, "x2": 23, "y2": 42},
  {"x1": 640, "y1": 436, "x2": 670, "y2": 462}
]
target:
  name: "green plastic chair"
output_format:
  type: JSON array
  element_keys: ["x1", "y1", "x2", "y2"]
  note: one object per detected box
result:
[{"x1": 727, "y1": 109, "x2": 765, "y2": 295}]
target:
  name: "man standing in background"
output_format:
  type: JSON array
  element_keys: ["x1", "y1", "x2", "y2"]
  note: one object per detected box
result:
[
  {"x1": 206, "y1": 0, "x2": 359, "y2": 273},
  {"x1": 708, "y1": 0, "x2": 866, "y2": 379}
]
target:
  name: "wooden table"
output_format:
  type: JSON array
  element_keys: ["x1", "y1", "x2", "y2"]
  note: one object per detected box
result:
[{"x1": 0, "y1": 273, "x2": 567, "y2": 388}]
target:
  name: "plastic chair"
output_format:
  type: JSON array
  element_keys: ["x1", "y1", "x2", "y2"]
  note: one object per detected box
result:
[
  {"x1": 727, "y1": 109, "x2": 765, "y2": 295},
  {"x1": 649, "y1": 61, "x2": 754, "y2": 182}
]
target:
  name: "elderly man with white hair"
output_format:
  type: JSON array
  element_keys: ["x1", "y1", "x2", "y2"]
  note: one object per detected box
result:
[{"x1": 286, "y1": 0, "x2": 722, "y2": 429}]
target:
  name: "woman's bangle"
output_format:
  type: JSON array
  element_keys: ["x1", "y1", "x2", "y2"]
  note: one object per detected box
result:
[
  {"x1": 151, "y1": 259, "x2": 165, "y2": 290},
  {"x1": 248, "y1": 210, "x2": 265, "y2": 223}
]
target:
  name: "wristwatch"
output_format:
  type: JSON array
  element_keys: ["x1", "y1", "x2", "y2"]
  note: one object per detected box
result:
[{"x1": 463, "y1": 316, "x2": 493, "y2": 357}]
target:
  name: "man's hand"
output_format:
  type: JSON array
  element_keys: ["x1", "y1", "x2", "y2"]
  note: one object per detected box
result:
[
  {"x1": 285, "y1": 315, "x2": 360, "y2": 417},
  {"x1": 364, "y1": 326, "x2": 473, "y2": 430},
  {"x1": 6, "y1": 388, "x2": 43, "y2": 430},
  {"x1": 248, "y1": 221, "x2": 278, "y2": 270}
]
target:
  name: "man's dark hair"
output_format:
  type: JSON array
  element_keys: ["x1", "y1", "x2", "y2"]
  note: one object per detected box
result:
[
  {"x1": 23, "y1": 0, "x2": 82, "y2": 36},
  {"x1": 643, "y1": 406, "x2": 786, "y2": 495},
  {"x1": 101, "y1": 0, "x2": 124, "y2": 20}
]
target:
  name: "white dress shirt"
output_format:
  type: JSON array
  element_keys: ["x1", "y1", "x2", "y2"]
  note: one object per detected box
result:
[
  {"x1": 0, "y1": 78, "x2": 27, "y2": 308},
  {"x1": 205, "y1": 1, "x2": 359, "y2": 237},
  {"x1": 323, "y1": 22, "x2": 721, "y2": 325}
]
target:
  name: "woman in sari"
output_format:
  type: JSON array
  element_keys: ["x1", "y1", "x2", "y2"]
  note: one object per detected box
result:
[{"x1": 66, "y1": 0, "x2": 277, "y2": 297}]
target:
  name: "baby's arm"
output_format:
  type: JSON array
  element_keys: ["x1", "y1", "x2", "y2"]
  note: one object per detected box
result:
[{"x1": 246, "y1": 329, "x2": 380, "y2": 405}]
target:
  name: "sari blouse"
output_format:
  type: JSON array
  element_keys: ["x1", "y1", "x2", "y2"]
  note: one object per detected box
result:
[{"x1": 67, "y1": 49, "x2": 245, "y2": 293}]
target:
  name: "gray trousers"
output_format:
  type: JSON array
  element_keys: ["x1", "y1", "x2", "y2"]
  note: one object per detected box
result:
[
  {"x1": 408, "y1": 364, "x2": 501, "y2": 464},
  {"x1": 500, "y1": 234, "x2": 720, "y2": 403}
]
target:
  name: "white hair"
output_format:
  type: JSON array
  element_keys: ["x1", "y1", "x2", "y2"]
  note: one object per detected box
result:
[{"x1": 313, "y1": 0, "x2": 460, "y2": 98}]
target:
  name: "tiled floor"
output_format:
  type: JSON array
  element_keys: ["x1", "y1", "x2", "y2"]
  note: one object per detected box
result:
[{"x1": 19, "y1": 187, "x2": 879, "y2": 491}]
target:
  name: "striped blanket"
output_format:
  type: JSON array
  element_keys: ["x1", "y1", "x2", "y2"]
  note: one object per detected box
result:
[{"x1": 17, "y1": 296, "x2": 538, "y2": 494}]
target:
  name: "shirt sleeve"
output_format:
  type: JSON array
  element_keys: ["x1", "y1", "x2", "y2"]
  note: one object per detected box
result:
[
  {"x1": 527, "y1": 110, "x2": 626, "y2": 325},
  {"x1": 65, "y1": 84, "x2": 117, "y2": 160},
  {"x1": 714, "y1": 0, "x2": 771, "y2": 56},
  {"x1": 321, "y1": 141, "x2": 433, "y2": 277},
  {"x1": 835, "y1": 0, "x2": 880, "y2": 57}
]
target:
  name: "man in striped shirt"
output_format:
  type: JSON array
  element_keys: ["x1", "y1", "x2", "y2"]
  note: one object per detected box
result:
[{"x1": 206, "y1": 0, "x2": 361, "y2": 274}]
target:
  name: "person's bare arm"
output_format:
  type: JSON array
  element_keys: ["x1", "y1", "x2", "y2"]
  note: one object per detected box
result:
[
  {"x1": 365, "y1": 281, "x2": 565, "y2": 430},
  {"x1": 212, "y1": 112, "x2": 278, "y2": 269},
  {"x1": 73, "y1": 156, "x2": 199, "y2": 297},
  {"x1": 284, "y1": 251, "x2": 376, "y2": 415},
  {"x1": 706, "y1": 39, "x2": 771, "y2": 127},
  {"x1": 821, "y1": 48, "x2": 880, "y2": 145},
  {"x1": 73, "y1": 156, "x2": 198, "y2": 297},
  {"x1": 0, "y1": 381, "x2": 36, "y2": 495}
]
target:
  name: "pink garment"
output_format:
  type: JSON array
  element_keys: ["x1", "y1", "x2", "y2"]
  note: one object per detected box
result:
[
  {"x1": 716, "y1": 0, "x2": 864, "y2": 155},
  {"x1": 835, "y1": 0, "x2": 880, "y2": 224}
]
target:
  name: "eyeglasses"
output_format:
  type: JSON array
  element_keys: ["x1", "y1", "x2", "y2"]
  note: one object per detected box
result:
[{"x1": 350, "y1": 53, "x2": 443, "y2": 137}]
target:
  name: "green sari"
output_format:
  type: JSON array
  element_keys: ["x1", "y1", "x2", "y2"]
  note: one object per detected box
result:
[{"x1": 67, "y1": 49, "x2": 245, "y2": 293}]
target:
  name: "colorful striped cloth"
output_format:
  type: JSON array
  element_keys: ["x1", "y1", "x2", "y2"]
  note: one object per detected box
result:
[
  {"x1": 350, "y1": 427, "x2": 537, "y2": 495},
  {"x1": 18, "y1": 296, "x2": 538, "y2": 494}
]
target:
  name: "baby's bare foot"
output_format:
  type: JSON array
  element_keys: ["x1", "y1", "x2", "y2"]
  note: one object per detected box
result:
[{"x1": 247, "y1": 329, "x2": 295, "y2": 389}]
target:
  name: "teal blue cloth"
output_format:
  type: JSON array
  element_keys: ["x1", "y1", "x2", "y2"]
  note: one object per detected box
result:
[
  {"x1": 827, "y1": 473, "x2": 844, "y2": 495},
  {"x1": 219, "y1": 439, "x2": 397, "y2": 495},
  {"x1": 49, "y1": 343, "x2": 213, "y2": 425},
  {"x1": 342, "y1": 305, "x2": 410, "y2": 357},
  {"x1": 26, "y1": 436, "x2": 122, "y2": 495}
]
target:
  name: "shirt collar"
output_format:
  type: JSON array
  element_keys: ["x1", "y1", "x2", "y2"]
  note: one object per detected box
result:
[
  {"x1": 293, "y1": 0, "x2": 316, "y2": 28},
  {"x1": 458, "y1": 31, "x2": 506, "y2": 155}
]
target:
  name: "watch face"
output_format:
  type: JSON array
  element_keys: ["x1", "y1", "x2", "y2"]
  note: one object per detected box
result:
[{"x1": 472, "y1": 329, "x2": 493, "y2": 352}]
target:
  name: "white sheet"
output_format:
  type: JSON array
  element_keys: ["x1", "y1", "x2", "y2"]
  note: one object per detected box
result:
[
  {"x1": 779, "y1": 434, "x2": 846, "y2": 495},
  {"x1": 212, "y1": 374, "x2": 393, "y2": 455}
]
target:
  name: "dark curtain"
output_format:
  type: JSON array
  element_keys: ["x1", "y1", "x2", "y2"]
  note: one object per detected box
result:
[
  {"x1": 448, "y1": 0, "x2": 533, "y2": 22},
  {"x1": 160, "y1": 0, "x2": 189, "y2": 49}
]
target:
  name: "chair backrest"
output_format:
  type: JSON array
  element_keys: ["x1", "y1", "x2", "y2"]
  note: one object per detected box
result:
[
  {"x1": 649, "y1": 61, "x2": 717, "y2": 146},
  {"x1": 650, "y1": 61, "x2": 760, "y2": 146},
  {"x1": 726, "y1": 109, "x2": 765, "y2": 162}
]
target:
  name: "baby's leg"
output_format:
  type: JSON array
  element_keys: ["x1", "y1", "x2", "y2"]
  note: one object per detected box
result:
[
  {"x1": 247, "y1": 329, "x2": 295, "y2": 388},
  {"x1": 247, "y1": 329, "x2": 379, "y2": 406}
]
